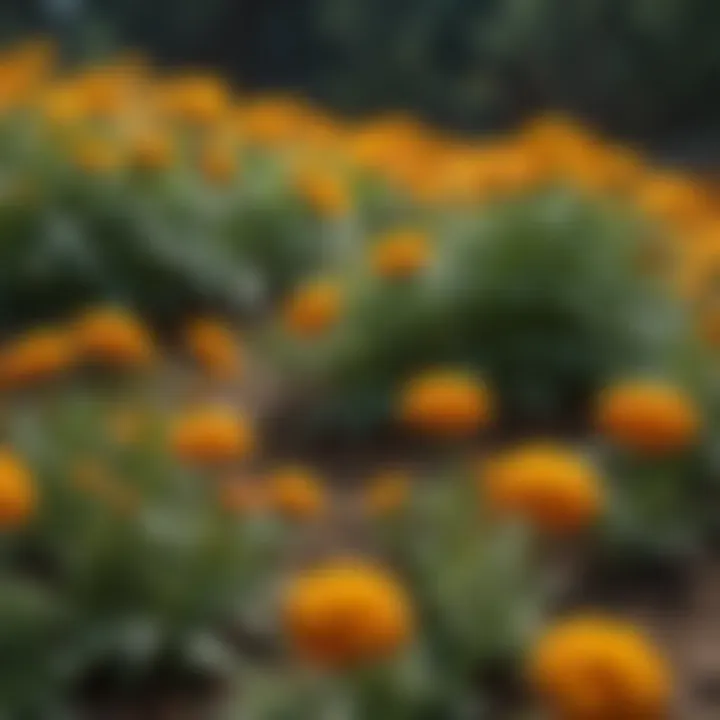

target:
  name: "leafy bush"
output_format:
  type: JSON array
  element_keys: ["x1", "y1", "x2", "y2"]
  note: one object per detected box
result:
[
  {"x1": 0, "y1": 388, "x2": 281, "y2": 715},
  {"x1": 275, "y1": 189, "x2": 682, "y2": 441}
]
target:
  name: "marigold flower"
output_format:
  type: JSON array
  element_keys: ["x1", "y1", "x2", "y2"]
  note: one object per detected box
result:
[
  {"x1": 184, "y1": 317, "x2": 242, "y2": 380},
  {"x1": 0, "y1": 450, "x2": 35, "y2": 526},
  {"x1": 0, "y1": 326, "x2": 76, "y2": 388},
  {"x1": 364, "y1": 470, "x2": 410, "y2": 517},
  {"x1": 283, "y1": 279, "x2": 343, "y2": 337},
  {"x1": 284, "y1": 559, "x2": 414, "y2": 668},
  {"x1": 238, "y1": 98, "x2": 309, "y2": 146},
  {"x1": 295, "y1": 167, "x2": 350, "y2": 218},
  {"x1": 636, "y1": 173, "x2": 711, "y2": 232},
  {"x1": 483, "y1": 443, "x2": 603, "y2": 534},
  {"x1": 268, "y1": 466, "x2": 326, "y2": 520},
  {"x1": 399, "y1": 370, "x2": 492, "y2": 437},
  {"x1": 161, "y1": 75, "x2": 229, "y2": 126},
  {"x1": 171, "y1": 405, "x2": 255, "y2": 464},
  {"x1": 75, "y1": 308, "x2": 155, "y2": 368},
  {"x1": 370, "y1": 229, "x2": 432, "y2": 279},
  {"x1": 130, "y1": 129, "x2": 174, "y2": 171},
  {"x1": 596, "y1": 380, "x2": 700, "y2": 455},
  {"x1": 76, "y1": 67, "x2": 134, "y2": 118},
  {"x1": 73, "y1": 137, "x2": 123, "y2": 174},
  {"x1": 39, "y1": 85, "x2": 84, "y2": 127},
  {"x1": 529, "y1": 616, "x2": 671, "y2": 720}
]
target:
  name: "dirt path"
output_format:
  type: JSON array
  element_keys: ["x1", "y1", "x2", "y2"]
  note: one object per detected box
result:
[{"x1": 615, "y1": 560, "x2": 720, "y2": 719}]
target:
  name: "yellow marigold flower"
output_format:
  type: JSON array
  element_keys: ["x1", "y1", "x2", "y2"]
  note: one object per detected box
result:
[
  {"x1": 295, "y1": 167, "x2": 350, "y2": 218},
  {"x1": 370, "y1": 229, "x2": 432, "y2": 279},
  {"x1": 219, "y1": 480, "x2": 266, "y2": 515},
  {"x1": 483, "y1": 443, "x2": 603, "y2": 534},
  {"x1": 0, "y1": 327, "x2": 76, "y2": 388},
  {"x1": 399, "y1": 370, "x2": 492, "y2": 437},
  {"x1": 39, "y1": 85, "x2": 84, "y2": 127},
  {"x1": 284, "y1": 559, "x2": 414, "y2": 668},
  {"x1": 0, "y1": 450, "x2": 35, "y2": 526},
  {"x1": 636, "y1": 173, "x2": 712, "y2": 232},
  {"x1": 74, "y1": 308, "x2": 155, "y2": 368},
  {"x1": 268, "y1": 466, "x2": 326, "y2": 520},
  {"x1": 364, "y1": 470, "x2": 410, "y2": 517},
  {"x1": 184, "y1": 317, "x2": 242, "y2": 380},
  {"x1": 676, "y1": 236, "x2": 720, "y2": 301},
  {"x1": 529, "y1": 616, "x2": 671, "y2": 720},
  {"x1": 73, "y1": 137, "x2": 123, "y2": 174},
  {"x1": 130, "y1": 129, "x2": 174, "y2": 171},
  {"x1": 171, "y1": 405, "x2": 254, "y2": 464},
  {"x1": 596, "y1": 381, "x2": 700, "y2": 455},
  {"x1": 161, "y1": 75, "x2": 230, "y2": 126},
  {"x1": 283, "y1": 278, "x2": 343, "y2": 337},
  {"x1": 76, "y1": 67, "x2": 134, "y2": 118},
  {"x1": 238, "y1": 97, "x2": 309, "y2": 146}
]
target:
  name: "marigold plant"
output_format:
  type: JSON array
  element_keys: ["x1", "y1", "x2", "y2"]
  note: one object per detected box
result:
[
  {"x1": 529, "y1": 615, "x2": 671, "y2": 720},
  {"x1": 283, "y1": 559, "x2": 414, "y2": 668},
  {"x1": 483, "y1": 443, "x2": 604, "y2": 535}
]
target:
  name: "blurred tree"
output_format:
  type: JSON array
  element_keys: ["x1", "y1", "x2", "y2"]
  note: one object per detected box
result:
[
  {"x1": 312, "y1": 0, "x2": 720, "y2": 136},
  {"x1": 2, "y1": 0, "x2": 720, "y2": 139}
]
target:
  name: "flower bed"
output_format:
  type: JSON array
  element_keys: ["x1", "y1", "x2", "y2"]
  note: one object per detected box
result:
[{"x1": 0, "y1": 38, "x2": 717, "y2": 719}]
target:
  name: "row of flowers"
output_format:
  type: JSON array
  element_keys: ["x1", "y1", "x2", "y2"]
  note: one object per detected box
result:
[
  {"x1": 0, "y1": 38, "x2": 716, "y2": 718},
  {"x1": 0, "y1": 301, "x2": 709, "y2": 716},
  {"x1": 0, "y1": 40, "x2": 716, "y2": 323}
]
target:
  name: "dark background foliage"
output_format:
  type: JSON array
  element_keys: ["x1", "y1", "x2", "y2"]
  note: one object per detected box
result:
[{"x1": 3, "y1": 0, "x2": 720, "y2": 151}]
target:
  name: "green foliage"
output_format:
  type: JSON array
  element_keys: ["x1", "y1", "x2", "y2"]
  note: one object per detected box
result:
[
  {"x1": 0, "y1": 387, "x2": 282, "y2": 715},
  {"x1": 279, "y1": 189, "x2": 681, "y2": 440},
  {"x1": 375, "y1": 470, "x2": 544, "y2": 690},
  {"x1": 0, "y1": 115, "x2": 330, "y2": 330},
  {"x1": 596, "y1": 350, "x2": 720, "y2": 566},
  {"x1": 314, "y1": 0, "x2": 720, "y2": 135}
]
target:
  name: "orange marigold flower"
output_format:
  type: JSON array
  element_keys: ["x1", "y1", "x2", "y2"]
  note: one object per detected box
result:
[
  {"x1": 364, "y1": 470, "x2": 410, "y2": 517},
  {"x1": 238, "y1": 98, "x2": 309, "y2": 146},
  {"x1": 184, "y1": 317, "x2": 242, "y2": 380},
  {"x1": 370, "y1": 229, "x2": 432, "y2": 279},
  {"x1": 295, "y1": 167, "x2": 350, "y2": 218},
  {"x1": 75, "y1": 308, "x2": 155, "y2": 368},
  {"x1": 636, "y1": 173, "x2": 711, "y2": 232},
  {"x1": 130, "y1": 129, "x2": 174, "y2": 171},
  {"x1": 284, "y1": 559, "x2": 414, "y2": 668},
  {"x1": 268, "y1": 466, "x2": 326, "y2": 520},
  {"x1": 0, "y1": 326, "x2": 76, "y2": 388},
  {"x1": 73, "y1": 137, "x2": 123, "y2": 174},
  {"x1": 399, "y1": 369, "x2": 492, "y2": 437},
  {"x1": 483, "y1": 443, "x2": 603, "y2": 534},
  {"x1": 0, "y1": 450, "x2": 36, "y2": 526},
  {"x1": 283, "y1": 279, "x2": 343, "y2": 337},
  {"x1": 39, "y1": 85, "x2": 84, "y2": 128},
  {"x1": 171, "y1": 405, "x2": 255, "y2": 464},
  {"x1": 161, "y1": 75, "x2": 229, "y2": 126},
  {"x1": 596, "y1": 380, "x2": 700, "y2": 455},
  {"x1": 529, "y1": 616, "x2": 671, "y2": 720}
]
